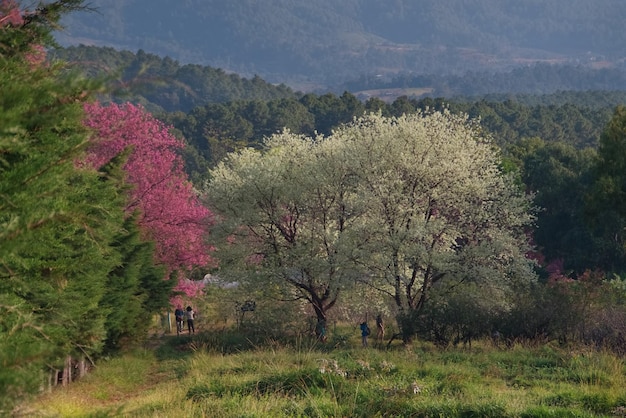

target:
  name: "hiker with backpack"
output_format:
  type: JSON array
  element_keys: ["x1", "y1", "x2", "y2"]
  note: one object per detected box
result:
[
  {"x1": 174, "y1": 305, "x2": 185, "y2": 335},
  {"x1": 360, "y1": 320, "x2": 370, "y2": 348}
]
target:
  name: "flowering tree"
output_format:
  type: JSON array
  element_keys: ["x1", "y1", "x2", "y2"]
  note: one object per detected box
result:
[
  {"x1": 1, "y1": 0, "x2": 83, "y2": 63},
  {"x1": 83, "y1": 102, "x2": 215, "y2": 296},
  {"x1": 207, "y1": 112, "x2": 536, "y2": 342},
  {"x1": 337, "y1": 112, "x2": 537, "y2": 342},
  {"x1": 207, "y1": 130, "x2": 364, "y2": 334},
  {"x1": 0, "y1": 0, "x2": 21, "y2": 25}
]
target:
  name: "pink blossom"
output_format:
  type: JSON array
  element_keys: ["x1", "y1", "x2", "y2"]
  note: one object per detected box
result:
[
  {"x1": 83, "y1": 102, "x2": 216, "y2": 296},
  {"x1": 0, "y1": 0, "x2": 23, "y2": 26}
]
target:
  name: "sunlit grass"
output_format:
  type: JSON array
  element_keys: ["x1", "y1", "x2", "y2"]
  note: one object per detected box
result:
[{"x1": 22, "y1": 332, "x2": 626, "y2": 417}]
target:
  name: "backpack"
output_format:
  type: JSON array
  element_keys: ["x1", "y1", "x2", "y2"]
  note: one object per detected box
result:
[{"x1": 175, "y1": 309, "x2": 184, "y2": 321}]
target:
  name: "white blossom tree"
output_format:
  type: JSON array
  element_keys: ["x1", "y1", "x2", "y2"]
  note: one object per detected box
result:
[
  {"x1": 337, "y1": 111, "x2": 537, "y2": 342},
  {"x1": 206, "y1": 111, "x2": 536, "y2": 342},
  {"x1": 206, "y1": 131, "x2": 364, "y2": 336}
]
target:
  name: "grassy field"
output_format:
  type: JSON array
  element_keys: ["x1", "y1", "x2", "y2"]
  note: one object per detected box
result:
[{"x1": 20, "y1": 328, "x2": 626, "y2": 417}]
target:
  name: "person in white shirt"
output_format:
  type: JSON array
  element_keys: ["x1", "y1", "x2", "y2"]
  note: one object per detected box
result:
[{"x1": 185, "y1": 306, "x2": 195, "y2": 334}]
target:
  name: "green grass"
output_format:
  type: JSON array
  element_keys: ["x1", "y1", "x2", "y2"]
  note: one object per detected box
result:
[{"x1": 21, "y1": 331, "x2": 626, "y2": 417}]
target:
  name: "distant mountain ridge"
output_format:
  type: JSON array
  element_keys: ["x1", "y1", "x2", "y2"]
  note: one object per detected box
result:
[{"x1": 56, "y1": 0, "x2": 626, "y2": 88}]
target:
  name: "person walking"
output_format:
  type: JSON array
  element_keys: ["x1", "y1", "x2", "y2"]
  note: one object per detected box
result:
[
  {"x1": 376, "y1": 313, "x2": 384, "y2": 344},
  {"x1": 360, "y1": 320, "x2": 370, "y2": 347},
  {"x1": 185, "y1": 306, "x2": 195, "y2": 334},
  {"x1": 175, "y1": 305, "x2": 185, "y2": 335}
]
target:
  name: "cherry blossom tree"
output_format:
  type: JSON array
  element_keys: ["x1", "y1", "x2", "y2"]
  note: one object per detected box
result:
[
  {"x1": 0, "y1": 0, "x2": 22, "y2": 26},
  {"x1": 83, "y1": 102, "x2": 215, "y2": 296},
  {"x1": 337, "y1": 112, "x2": 537, "y2": 342}
]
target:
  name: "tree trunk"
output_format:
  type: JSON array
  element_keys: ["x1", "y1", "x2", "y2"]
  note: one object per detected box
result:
[
  {"x1": 61, "y1": 355, "x2": 72, "y2": 386},
  {"x1": 311, "y1": 303, "x2": 326, "y2": 341},
  {"x1": 396, "y1": 308, "x2": 422, "y2": 344},
  {"x1": 48, "y1": 368, "x2": 59, "y2": 391},
  {"x1": 77, "y1": 356, "x2": 87, "y2": 379},
  {"x1": 314, "y1": 318, "x2": 328, "y2": 342}
]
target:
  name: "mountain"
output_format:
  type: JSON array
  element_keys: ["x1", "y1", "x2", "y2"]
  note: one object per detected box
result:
[{"x1": 56, "y1": 0, "x2": 626, "y2": 89}]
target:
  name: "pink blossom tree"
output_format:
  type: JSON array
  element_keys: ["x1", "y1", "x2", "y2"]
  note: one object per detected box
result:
[
  {"x1": 83, "y1": 102, "x2": 215, "y2": 298},
  {"x1": 0, "y1": 0, "x2": 23, "y2": 26},
  {"x1": 0, "y1": 0, "x2": 48, "y2": 66}
]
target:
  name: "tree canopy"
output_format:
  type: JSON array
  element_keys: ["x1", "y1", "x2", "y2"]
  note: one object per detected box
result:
[
  {"x1": 206, "y1": 111, "x2": 537, "y2": 341},
  {"x1": 207, "y1": 129, "x2": 363, "y2": 333},
  {"x1": 0, "y1": 0, "x2": 123, "y2": 410},
  {"x1": 83, "y1": 102, "x2": 216, "y2": 300}
]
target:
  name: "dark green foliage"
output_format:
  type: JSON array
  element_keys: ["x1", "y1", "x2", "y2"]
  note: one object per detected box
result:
[
  {"x1": 0, "y1": 1, "x2": 174, "y2": 409},
  {"x1": 167, "y1": 95, "x2": 607, "y2": 198},
  {"x1": 101, "y1": 214, "x2": 168, "y2": 352},
  {"x1": 51, "y1": 46, "x2": 297, "y2": 112},
  {"x1": 586, "y1": 106, "x2": 626, "y2": 273},
  {"x1": 414, "y1": 286, "x2": 498, "y2": 348},
  {"x1": 171, "y1": 91, "x2": 613, "y2": 177},
  {"x1": 300, "y1": 92, "x2": 366, "y2": 135},
  {"x1": 0, "y1": 296, "x2": 50, "y2": 412},
  {"x1": 0, "y1": 2, "x2": 124, "y2": 402},
  {"x1": 167, "y1": 97, "x2": 319, "y2": 167},
  {"x1": 414, "y1": 97, "x2": 610, "y2": 149},
  {"x1": 505, "y1": 138, "x2": 599, "y2": 273}
]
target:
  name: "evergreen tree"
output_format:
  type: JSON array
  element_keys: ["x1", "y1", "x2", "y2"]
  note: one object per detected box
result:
[
  {"x1": 95, "y1": 153, "x2": 169, "y2": 352},
  {"x1": 587, "y1": 106, "x2": 626, "y2": 273},
  {"x1": 0, "y1": 0, "x2": 138, "y2": 410}
]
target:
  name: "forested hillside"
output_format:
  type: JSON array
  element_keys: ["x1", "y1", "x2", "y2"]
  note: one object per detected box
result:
[
  {"x1": 56, "y1": 46, "x2": 626, "y2": 115},
  {"x1": 57, "y1": 0, "x2": 626, "y2": 87},
  {"x1": 345, "y1": 64, "x2": 626, "y2": 99},
  {"x1": 51, "y1": 46, "x2": 296, "y2": 113},
  {"x1": 52, "y1": 46, "x2": 626, "y2": 279}
]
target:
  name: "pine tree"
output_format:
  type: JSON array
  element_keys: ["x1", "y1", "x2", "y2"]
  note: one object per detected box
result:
[
  {"x1": 90, "y1": 151, "x2": 169, "y2": 351},
  {"x1": 0, "y1": 0, "x2": 125, "y2": 410}
]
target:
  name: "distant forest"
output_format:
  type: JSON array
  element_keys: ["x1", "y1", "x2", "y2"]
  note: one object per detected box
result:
[
  {"x1": 57, "y1": 0, "x2": 626, "y2": 86},
  {"x1": 54, "y1": 46, "x2": 623, "y2": 171},
  {"x1": 55, "y1": 45, "x2": 626, "y2": 115},
  {"x1": 52, "y1": 46, "x2": 295, "y2": 114},
  {"x1": 344, "y1": 64, "x2": 626, "y2": 98}
]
